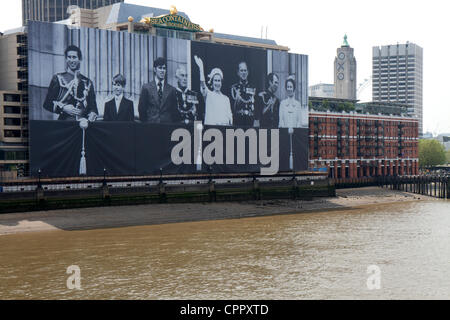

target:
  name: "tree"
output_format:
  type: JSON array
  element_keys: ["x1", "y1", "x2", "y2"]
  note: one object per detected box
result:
[
  {"x1": 446, "y1": 150, "x2": 450, "y2": 164},
  {"x1": 337, "y1": 103, "x2": 346, "y2": 112},
  {"x1": 321, "y1": 99, "x2": 329, "y2": 111},
  {"x1": 344, "y1": 102, "x2": 356, "y2": 112},
  {"x1": 418, "y1": 139, "x2": 446, "y2": 167}
]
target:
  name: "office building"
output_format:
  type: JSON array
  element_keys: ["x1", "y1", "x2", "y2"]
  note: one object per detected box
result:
[
  {"x1": 22, "y1": 0, "x2": 124, "y2": 25},
  {"x1": 372, "y1": 42, "x2": 423, "y2": 135},
  {"x1": 309, "y1": 83, "x2": 334, "y2": 98},
  {"x1": 0, "y1": 28, "x2": 29, "y2": 177}
]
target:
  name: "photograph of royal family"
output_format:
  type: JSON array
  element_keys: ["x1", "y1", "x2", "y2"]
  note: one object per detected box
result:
[{"x1": 31, "y1": 22, "x2": 308, "y2": 130}]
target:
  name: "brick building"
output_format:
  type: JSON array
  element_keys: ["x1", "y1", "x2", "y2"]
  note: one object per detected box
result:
[{"x1": 309, "y1": 98, "x2": 419, "y2": 178}]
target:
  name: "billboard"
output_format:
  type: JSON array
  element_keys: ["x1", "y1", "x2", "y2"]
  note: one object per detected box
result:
[{"x1": 28, "y1": 21, "x2": 309, "y2": 177}]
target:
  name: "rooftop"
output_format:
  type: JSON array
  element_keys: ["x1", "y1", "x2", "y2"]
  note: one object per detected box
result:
[
  {"x1": 2, "y1": 26, "x2": 26, "y2": 35},
  {"x1": 105, "y1": 3, "x2": 190, "y2": 25},
  {"x1": 213, "y1": 32, "x2": 277, "y2": 46}
]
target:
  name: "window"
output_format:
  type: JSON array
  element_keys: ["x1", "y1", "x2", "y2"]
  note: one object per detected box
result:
[
  {"x1": 0, "y1": 151, "x2": 28, "y2": 161},
  {"x1": 17, "y1": 47, "x2": 27, "y2": 56},
  {"x1": 16, "y1": 34, "x2": 27, "y2": 44},
  {"x1": 4, "y1": 130, "x2": 21, "y2": 138},
  {"x1": 3, "y1": 94, "x2": 20, "y2": 102},
  {"x1": 4, "y1": 106, "x2": 21, "y2": 114},
  {"x1": 4, "y1": 118, "x2": 21, "y2": 126},
  {"x1": 18, "y1": 83, "x2": 28, "y2": 91},
  {"x1": 17, "y1": 58, "x2": 28, "y2": 68},
  {"x1": 18, "y1": 71, "x2": 28, "y2": 79},
  {"x1": 155, "y1": 27, "x2": 194, "y2": 41}
]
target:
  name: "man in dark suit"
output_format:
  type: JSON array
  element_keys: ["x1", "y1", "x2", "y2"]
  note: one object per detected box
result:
[
  {"x1": 138, "y1": 57, "x2": 177, "y2": 123},
  {"x1": 103, "y1": 74, "x2": 135, "y2": 122}
]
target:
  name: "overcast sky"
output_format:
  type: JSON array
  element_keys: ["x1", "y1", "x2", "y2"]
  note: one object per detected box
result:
[{"x1": 1, "y1": 0, "x2": 449, "y2": 134}]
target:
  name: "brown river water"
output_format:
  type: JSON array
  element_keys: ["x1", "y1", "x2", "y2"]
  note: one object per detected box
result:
[{"x1": 0, "y1": 200, "x2": 449, "y2": 300}]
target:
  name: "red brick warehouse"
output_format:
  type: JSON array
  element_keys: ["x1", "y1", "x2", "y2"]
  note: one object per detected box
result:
[{"x1": 308, "y1": 98, "x2": 419, "y2": 179}]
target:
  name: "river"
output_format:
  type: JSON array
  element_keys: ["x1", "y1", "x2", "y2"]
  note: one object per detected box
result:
[{"x1": 0, "y1": 200, "x2": 449, "y2": 299}]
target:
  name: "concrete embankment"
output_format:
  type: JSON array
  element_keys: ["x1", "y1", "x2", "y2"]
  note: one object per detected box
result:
[
  {"x1": 0, "y1": 187, "x2": 438, "y2": 235},
  {"x1": 0, "y1": 176, "x2": 333, "y2": 214}
]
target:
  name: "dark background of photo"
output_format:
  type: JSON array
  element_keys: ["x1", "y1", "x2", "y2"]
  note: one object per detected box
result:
[
  {"x1": 190, "y1": 41, "x2": 268, "y2": 104},
  {"x1": 30, "y1": 121, "x2": 308, "y2": 177}
]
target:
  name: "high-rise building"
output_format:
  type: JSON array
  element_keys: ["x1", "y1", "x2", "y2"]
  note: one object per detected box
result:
[
  {"x1": 372, "y1": 42, "x2": 423, "y2": 135},
  {"x1": 22, "y1": 0, "x2": 124, "y2": 25},
  {"x1": 334, "y1": 35, "x2": 357, "y2": 100},
  {"x1": 0, "y1": 28, "x2": 29, "y2": 176}
]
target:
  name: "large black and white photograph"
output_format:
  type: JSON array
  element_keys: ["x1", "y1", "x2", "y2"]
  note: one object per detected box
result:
[
  {"x1": 28, "y1": 21, "x2": 191, "y2": 123},
  {"x1": 28, "y1": 21, "x2": 309, "y2": 177}
]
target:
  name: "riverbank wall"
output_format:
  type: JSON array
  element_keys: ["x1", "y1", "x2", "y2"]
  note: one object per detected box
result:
[{"x1": 0, "y1": 173, "x2": 334, "y2": 214}]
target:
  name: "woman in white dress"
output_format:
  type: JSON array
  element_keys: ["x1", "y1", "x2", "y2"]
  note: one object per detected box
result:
[
  {"x1": 279, "y1": 76, "x2": 308, "y2": 128},
  {"x1": 194, "y1": 56, "x2": 233, "y2": 126}
]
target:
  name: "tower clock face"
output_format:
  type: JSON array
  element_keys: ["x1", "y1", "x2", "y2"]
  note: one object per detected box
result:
[
  {"x1": 338, "y1": 73, "x2": 345, "y2": 80},
  {"x1": 338, "y1": 52, "x2": 346, "y2": 60}
]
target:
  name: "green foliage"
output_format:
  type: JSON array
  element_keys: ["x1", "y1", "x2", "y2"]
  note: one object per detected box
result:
[
  {"x1": 446, "y1": 150, "x2": 450, "y2": 164},
  {"x1": 419, "y1": 139, "x2": 446, "y2": 167},
  {"x1": 344, "y1": 102, "x2": 356, "y2": 112},
  {"x1": 337, "y1": 103, "x2": 345, "y2": 112},
  {"x1": 311, "y1": 99, "x2": 355, "y2": 113}
]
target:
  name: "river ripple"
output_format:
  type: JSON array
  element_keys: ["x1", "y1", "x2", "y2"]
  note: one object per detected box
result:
[{"x1": 0, "y1": 200, "x2": 449, "y2": 299}]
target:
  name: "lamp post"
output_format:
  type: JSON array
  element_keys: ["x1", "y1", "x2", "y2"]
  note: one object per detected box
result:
[
  {"x1": 38, "y1": 169, "x2": 41, "y2": 188},
  {"x1": 288, "y1": 127, "x2": 294, "y2": 171}
]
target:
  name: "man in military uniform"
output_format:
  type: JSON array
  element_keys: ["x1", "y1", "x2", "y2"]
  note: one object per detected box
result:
[
  {"x1": 43, "y1": 45, "x2": 98, "y2": 121},
  {"x1": 230, "y1": 62, "x2": 257, "y2": 127},
  {"x1": 255, "y1": 73, "x2": 280, "y2": 129},
  {"x1": 173, "y1": 66, "x2": 204, "y2": 124}
]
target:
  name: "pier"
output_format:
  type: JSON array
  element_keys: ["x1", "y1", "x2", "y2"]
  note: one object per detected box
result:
[{"x1": 334, "y1": 176, "x2": 450, "y2": 199}]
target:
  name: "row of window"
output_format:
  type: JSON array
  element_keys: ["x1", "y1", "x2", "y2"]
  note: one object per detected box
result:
[
  {"x1": 4, "y1": 118, "x2": 22, "y2": 126},
  {"x1": 373, "y1": 55, "x2": 417, "y2": 60},
  {"x1": 375, "y1": 67, "x2": 416, "y2": 71},
  {"x1": 3, "y1": 130, "x2": 28, "y2": 138},
  {"x1": 3, "y1": 106, "x2": 28, "y2": 114},
  {"x1": 155, "y1": 28, "x2": 195, "y2": 41},
  {"x1": 374, "y1": 86, "x2": 417, "y2": 91},
  {"x1": 0, "y1": 150, "x2": 28, "y2": 161},
  {"x1": 3, "y1": 94, "x2": 21, "y2": 102}
]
